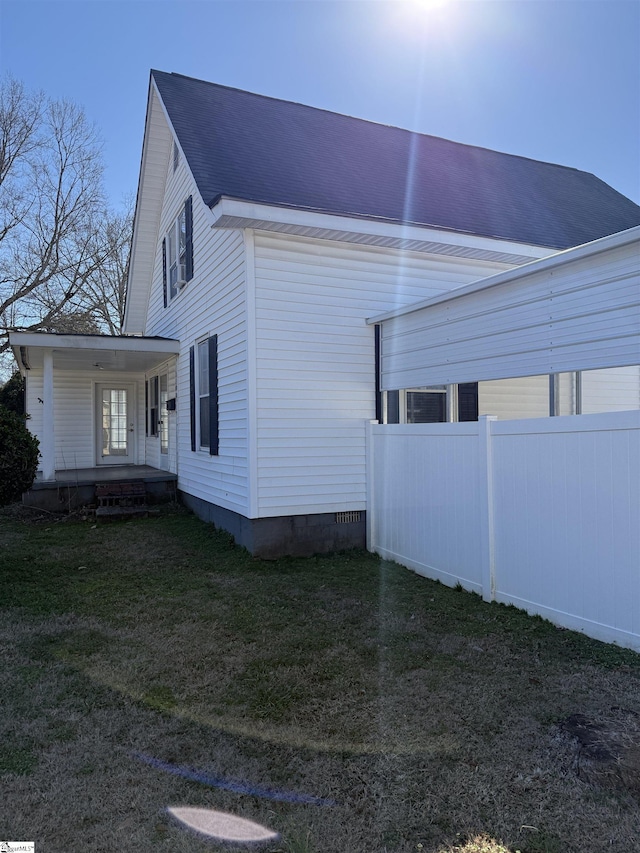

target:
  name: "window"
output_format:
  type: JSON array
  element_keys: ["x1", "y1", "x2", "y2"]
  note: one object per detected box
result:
[
  {"x1": 384, "y1": 384, "x2": 478, "y2": 424},
  {"x1": 198, "y1": 339, "x2": 210, "y2": 449},
  {"x1": 162, "y1": 196, "x2": 193, "y2": 306},
  {"x1": 190, "y1": 335, "x2": 218, "y2": 455},
  {"x1": 406, "y1": 388, "x2": 447, "y2": 423}
]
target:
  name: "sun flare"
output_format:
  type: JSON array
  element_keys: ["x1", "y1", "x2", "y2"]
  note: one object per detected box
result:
[{"x1": 389, "y1": 0, "x2": 457, "y2": 37}]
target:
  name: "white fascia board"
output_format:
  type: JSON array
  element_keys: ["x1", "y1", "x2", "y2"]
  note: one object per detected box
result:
[
  {"x1": 209, "y1": 196, "x2": 552, "y2": 262},
  {"x1": 125, "y1": 76, "x2": 201, "y2": 335},
  {"x1": 9, "y1": 332, "x2": 180, "y2": 354},
  {"x1": 124, "y1": 77, "x2": 157, "y2": 335},
  {"x1": 366, "y1": 225, "x2": 640, "y2": 325}
]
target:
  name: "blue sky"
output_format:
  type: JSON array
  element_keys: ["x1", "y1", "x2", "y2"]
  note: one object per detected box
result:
[{"x1": 1, "y1": 0, "x2": 638, "y2": 210}]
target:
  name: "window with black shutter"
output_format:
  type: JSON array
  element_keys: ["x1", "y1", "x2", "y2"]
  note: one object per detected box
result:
[{"x1": 190, "y1": 335, "x2": 219, "y2": 455}]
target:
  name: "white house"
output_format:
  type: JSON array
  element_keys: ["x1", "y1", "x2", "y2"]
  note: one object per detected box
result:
[{"x1": 10, "y1": 70, "x2": 640, "y2": 556}]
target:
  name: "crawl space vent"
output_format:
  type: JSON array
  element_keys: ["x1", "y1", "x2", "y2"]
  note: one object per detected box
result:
[{"x1": 336, "y1": 511, "x2": 361, "y2": 524}]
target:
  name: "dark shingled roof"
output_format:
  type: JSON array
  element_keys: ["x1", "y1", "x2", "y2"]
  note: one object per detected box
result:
[{"x1": 152, "y1": 70, "x2": 640, "y2": 250}]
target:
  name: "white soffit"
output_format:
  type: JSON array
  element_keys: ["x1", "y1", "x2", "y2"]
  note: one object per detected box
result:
[{"x1": 10, "y1": 332, "x2": 180, "y2": 373}]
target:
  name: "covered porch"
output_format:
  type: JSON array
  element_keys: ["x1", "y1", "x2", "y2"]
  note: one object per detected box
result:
[
  {"x1": 24, "y1": 464, "x2": 178, "y2": 513},
  {"x1": 9, "y1": 331, "x2": 181, "y2": 484}
]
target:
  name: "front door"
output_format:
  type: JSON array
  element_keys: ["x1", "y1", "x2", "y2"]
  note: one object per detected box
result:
[{"x1": 97, "y1": 384, "x2": 135, "y2": 464}]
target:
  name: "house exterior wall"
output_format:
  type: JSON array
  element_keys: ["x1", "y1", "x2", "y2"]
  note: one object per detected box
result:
[
  {"x1": 478, "y1": 375, "x2": 550, "y2": 420},
  {"x1": 143, "y1": 145, "x2": 249, "y2": 516},
  {"x1": 477, "y1": 367, "x2": 640, "y2": 419},
  {"x1": 582, "y1": 366, "x2": 640, "y2": 413},
  {"x1": 478, "y1": 373, "x2": 578, "y2": 419},
  {"x1": 144, "y1": 358, "x2": 178, "y2": 473},
  {"x1": 252, "y1": 231, "x2": 516, "y2": 518}
]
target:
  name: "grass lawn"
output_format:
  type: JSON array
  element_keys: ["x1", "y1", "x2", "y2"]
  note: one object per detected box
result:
[{"x1": 1, "y1": 505, "x2": 639, "y2": 853}]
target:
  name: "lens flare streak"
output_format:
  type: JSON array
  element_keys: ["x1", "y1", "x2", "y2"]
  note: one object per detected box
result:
[
  {"x1": 168, "y1": 806, "x2": 278, "y2": 843},
  {"x1": 132, "y1": 751, "x2": 338, "y2": 806}
]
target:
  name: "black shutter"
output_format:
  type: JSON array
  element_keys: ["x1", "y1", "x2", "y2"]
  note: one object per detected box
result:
[
  {"x1": 151, "y1": 376, "x2": 159, "y2": 435},
  {"x1": 374, "y1": 325, "x2": 382, "y2": 423},
  {"x1": 189, "y1": 345, "x2": 196, "y2": 452},
  {"x1": 458, "y1": 382, "x2": 479, "y2": 422},
  {"x1": 162, "y1": 238, "x2": 167, "y2": 308},
  {"x1": 185, "y1": 196, "x2": 194, "y2": 281},
  {"x1": 387, "y1": 390, "x2": 400, "y2": 424},
  {"x1": 145, "y1": 380, "x2": 149, "y2": 436},
  {"x1": 208, "y1": 334, "x2": 219, "y2": 456}
]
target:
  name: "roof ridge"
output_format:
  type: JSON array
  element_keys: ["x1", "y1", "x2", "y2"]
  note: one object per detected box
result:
[{"x1": 150, "y1": 69, "x2": 592, "y2": 179}]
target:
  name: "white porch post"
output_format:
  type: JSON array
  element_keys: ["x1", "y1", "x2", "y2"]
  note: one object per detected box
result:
[{"x1": 41, "y1": 349, "x2": 56, "y2": 481}]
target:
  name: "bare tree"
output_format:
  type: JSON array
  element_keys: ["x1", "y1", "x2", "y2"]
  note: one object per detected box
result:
[
  {"x1": 76, "y1": 202, "x2": 133, "y2": 335},
  {"x1": 0, "y1": 77, "x2": 113, "y2": 357}
]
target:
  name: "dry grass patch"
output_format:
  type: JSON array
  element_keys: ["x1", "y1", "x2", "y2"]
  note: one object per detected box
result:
[{"x1": 1, "y1": 505, "x2": 640, "y2": 852}]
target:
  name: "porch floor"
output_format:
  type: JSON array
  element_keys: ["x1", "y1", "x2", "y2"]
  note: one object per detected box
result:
[
  {"x1": 33, "y1": 465, "x2": 177, "y2": 488},
  {"x1": 25, "y1": 466, "x2": 178, "y2": 513}
]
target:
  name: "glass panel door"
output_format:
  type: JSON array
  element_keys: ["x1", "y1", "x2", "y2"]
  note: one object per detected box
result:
[{"x1": 97, "y1": 385, "x2": 134, "y2": 464}]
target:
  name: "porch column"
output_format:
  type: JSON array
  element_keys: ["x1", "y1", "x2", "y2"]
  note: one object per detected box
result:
[{"x1": 41, "y1": 349, "x2": 56, "y2": 481}]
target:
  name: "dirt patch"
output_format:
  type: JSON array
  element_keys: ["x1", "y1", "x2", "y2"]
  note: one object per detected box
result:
[{"x1": 560, "y1": 707, "x2": 640, "y2": 795}]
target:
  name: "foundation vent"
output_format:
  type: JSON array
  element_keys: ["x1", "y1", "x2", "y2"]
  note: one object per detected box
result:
[{"x1": 336, "y1": 511, "x2": 362, "y2": 524}]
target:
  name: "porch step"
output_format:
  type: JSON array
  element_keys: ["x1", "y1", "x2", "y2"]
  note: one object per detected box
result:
[{"x1": 95, "y1": 481, "x2": 157, "y2": 520}]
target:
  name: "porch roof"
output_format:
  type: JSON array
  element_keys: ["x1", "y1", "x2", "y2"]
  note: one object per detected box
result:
[{"x1": 9, "y1": 331, "x2": 180, "y2": 373}]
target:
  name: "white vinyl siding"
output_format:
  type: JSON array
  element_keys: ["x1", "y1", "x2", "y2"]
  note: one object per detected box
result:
[
  {"x1": 478, "y1": 375, "x2": 555, "y2": 420},
  {"x1": 581, "y1": 366, "x2": 640, "y2": 413},
  {"x1": 478, "y1": 370, "x2": 640, "y2": 420},
  {"x1": 145, "y1": 157, "x2": 249, "y2": 515},
  {"x1": 26, "y1": 369, "x2": 145, "y2": 472},
  {"x1": 144, "y1": 359, "x2": 178, "y2": 473},
  {"x1": 253, "y1": 232, "x2": 515, "y2": 517}
]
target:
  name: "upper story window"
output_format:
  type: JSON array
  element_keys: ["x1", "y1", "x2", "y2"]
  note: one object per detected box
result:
[{"x1": 162, "y1": 196, "x2": 193, "y2": 306}]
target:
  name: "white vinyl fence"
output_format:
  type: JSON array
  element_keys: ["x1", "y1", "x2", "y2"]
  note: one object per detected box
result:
[{"x1": 367, "y1": 411, "x2": 640, "y2": 651}]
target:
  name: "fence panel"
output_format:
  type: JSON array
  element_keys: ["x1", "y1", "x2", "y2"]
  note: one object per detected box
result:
[
  {"x1": 368, "y1": 422, "x2": 484, "y2": 592},
  {"x1": 491, "y1": 412, "x2": 640, "y2": 647},
  {"x1": 367, "y1": 411, "x2": 640, "y2": 650}
]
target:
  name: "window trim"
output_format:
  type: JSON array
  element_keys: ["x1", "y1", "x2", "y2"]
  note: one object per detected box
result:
[{"x1": 383, "y1": 384, "x2": 478, "y2": 424}]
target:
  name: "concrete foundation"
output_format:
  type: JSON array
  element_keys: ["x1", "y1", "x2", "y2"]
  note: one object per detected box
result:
[{"x1": 180, "y1": 491, "x2": 366, "y2": 558}]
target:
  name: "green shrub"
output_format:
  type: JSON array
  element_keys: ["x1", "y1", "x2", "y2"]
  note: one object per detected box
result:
[{"x1": 0, "y1": 405, "x2": 40, "y2": 505}]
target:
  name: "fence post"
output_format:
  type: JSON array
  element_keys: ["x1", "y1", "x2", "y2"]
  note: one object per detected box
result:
[
  {"x1": 366, "y1": 420, "x2": 378, "y2": 553},
  {"x1": 478, "y1": 415, "x2": 497, "y2": 602}
]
